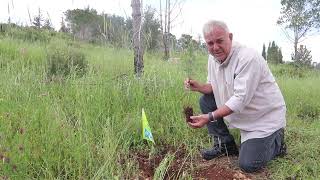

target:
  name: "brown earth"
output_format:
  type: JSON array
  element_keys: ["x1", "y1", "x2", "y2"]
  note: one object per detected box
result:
[
  {"x1": 183, "y1": 106, "x2": 194, "y2": 123},
  {"x1": 130, "y1": 144, "x2": 270, "y2": 180}
]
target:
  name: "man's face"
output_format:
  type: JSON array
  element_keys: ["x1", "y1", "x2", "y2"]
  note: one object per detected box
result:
[{"x1": 204, "y1": 26, "x2": 233, "y2": 62}]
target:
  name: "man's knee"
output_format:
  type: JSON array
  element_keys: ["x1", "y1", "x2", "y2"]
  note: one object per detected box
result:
[
  {"x1": 239, "y1": 158, "x2": 265, "y2": 173},
  {"x1": 199, "y1": 94, "x2": 216, "y2": 113},
  {"x1": 199, "y1": 95, "x2": 206, "y2": 110}
]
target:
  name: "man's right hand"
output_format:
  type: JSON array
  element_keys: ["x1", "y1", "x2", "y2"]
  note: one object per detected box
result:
[{"x1": 184, "y1": 78, "x2": 201, "y2": 92}]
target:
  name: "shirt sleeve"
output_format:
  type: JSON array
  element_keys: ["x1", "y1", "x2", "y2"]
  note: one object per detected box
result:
[{"x1": 225, "y1": 55, "x2": 261, "y2": 113}]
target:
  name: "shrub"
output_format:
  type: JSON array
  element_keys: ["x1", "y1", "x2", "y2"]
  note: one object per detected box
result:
[{"x1": 46, "y1": 41, "x2": 88, "y2": 79}]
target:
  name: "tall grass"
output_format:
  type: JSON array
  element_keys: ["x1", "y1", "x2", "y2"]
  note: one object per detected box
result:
[
  {"x1": 269, "y1": 74, "x2": 320, "y2": 179},
  {"x1": 0, "y1": 34, "x2": 320, "y2": 179}
]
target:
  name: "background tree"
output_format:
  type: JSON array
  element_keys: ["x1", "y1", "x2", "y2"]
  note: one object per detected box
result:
[
  {"x1": 277, "y1": 0, "x2": 320, "y2": 62},
  {"x1": 64, "y1": 8, "x2": 101, "y2": 41},
  {"x1": 64, "y1": 8, "x2": 131, "y2": 46},
  {"x1": 42, "y1": 19, "x2": 54, "y2": 30},
  {"x1": 262, "y1": 43, "x2": 267, "y2": 60},
  {"x1": 177, "y1": 34, "x2": 199, "y2": 50},
  {"x1": 293, "y1": 45, "x2": 313, "y2": 66},
  {"x1": 142, "y1": 6, "x2": 161, "y2": 51},
  {"x1": 131, "y1": 0, "x2": 144, "y2": 77},
  {"x1": 278, "y1": 48, "x2": 283, "y2": 63},
  {"x1": 33, "y1": 8, "x2": 44, "y2": 28},
  {"x1": 59, "y1": 17, "x2": 69, "y2": 33},
  {"x1": 267, "y1": 41, "x2": 283, "y2": 64},
  {"x1": 102, "y1": 14, "x2": 128, "y2": 46},
  {"x1": 159, "y1": 0, "x2": 185, "y2": 60},
  {"x1": 168, "y1": 33, "x2": 177, "y2": 51}
]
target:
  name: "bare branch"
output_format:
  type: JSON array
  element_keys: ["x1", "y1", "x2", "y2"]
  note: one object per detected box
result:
[
  {"x1": 281, "y1": 27, "x2": 294, "y2": 42},
  {"x1": 27, "y1": 7, "x2": 32, "y2": 25},
  {"x1": 169, "y1": 5, "x2": 183, "y2": 23},
  {"x1": 46, "y1": 11, "x2": 52, "y2": 25},
  {"x1": 11, "y1": 0, "x2": 14, "y2": 9}
]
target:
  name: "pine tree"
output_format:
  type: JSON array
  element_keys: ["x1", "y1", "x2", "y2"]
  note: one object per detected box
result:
[
  {"x1": 266, "y1": 41, "x2": 283, "y2": 64},
  {"x1": 278, "y1": 48, "x2": 283, "y2": 64}
]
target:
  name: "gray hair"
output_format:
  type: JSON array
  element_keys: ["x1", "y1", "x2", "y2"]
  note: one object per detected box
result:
[{"x1": 203, "y1": 20, "x2": 229, "y2": 36}]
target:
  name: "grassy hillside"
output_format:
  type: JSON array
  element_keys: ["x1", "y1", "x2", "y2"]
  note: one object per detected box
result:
[{"x1": 0, "y1": 34, "x2": 320, "y2": 179}]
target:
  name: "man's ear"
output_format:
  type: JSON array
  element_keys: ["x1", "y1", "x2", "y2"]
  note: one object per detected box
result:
[{"x1": 229, "y1": 33, "x2": 233, "y2": 41}]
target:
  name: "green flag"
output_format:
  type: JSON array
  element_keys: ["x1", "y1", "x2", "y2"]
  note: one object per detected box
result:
[{"x1": 142, "y1": 108, "x2": 155, "y2": 144}]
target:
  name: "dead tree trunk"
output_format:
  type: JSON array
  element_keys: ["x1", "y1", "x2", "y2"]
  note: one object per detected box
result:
[{"x1": 131, "y1": 0, "x2": 144, "y2": 77}]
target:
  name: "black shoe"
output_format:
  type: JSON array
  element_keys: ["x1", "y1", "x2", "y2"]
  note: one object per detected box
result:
[{"x1": 201, "y1": 141, "x2": 239, "y2": 160}]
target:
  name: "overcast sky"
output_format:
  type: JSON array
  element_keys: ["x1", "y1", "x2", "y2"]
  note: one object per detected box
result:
[{"x1": 1, "y1": 0, "x2": 319, "y2": 62}]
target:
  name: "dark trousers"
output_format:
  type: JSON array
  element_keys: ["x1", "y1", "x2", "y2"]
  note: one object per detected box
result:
[{"x1": 199, "y1": 93, "x2": 284, "y2": 172}]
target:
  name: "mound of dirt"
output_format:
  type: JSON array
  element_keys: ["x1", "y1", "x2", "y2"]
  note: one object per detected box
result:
[
  {"x1": 129, "y1": 144, "x2": 270, "y2": 180},
  {"x1": 133, "y1": 144, "x2": 190, "y2": 179}
]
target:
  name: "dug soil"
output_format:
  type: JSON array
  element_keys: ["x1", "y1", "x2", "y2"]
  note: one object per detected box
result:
[
  {"x1": 130, "y1": 144, "x2": 270, "y2": 180},
  {"x1": 183, "y1": 106, "x2": 194, "y2": 123}
]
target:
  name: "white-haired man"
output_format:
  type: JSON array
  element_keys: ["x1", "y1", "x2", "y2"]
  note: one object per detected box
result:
[{"x1": 184, "y1": 20, "x2": 287, "y2": 173}]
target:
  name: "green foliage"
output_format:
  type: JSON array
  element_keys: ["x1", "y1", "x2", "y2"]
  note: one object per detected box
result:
[
  {"x1": 64, "y1": 8, "x2": 131, "y2": 47},
  {"x1": 142, "y1": 6, "x2": 161, "y2": 51},
  {"x1": 277, "y1": 0, "x2": 320, "y2": 62},
  {"x1": 292, "y1": 45, "x2": 312, "y2": 67},
  {"x1": 0, "y1": 25, "x2": 53, "y2": 43},
  {"x1": 46, "y1": 40, "x2": 88, "y2": 78},
  {"x1": 103, "y1": 14, "x2": 129, "y2": 47},
  {"x1": 267, "y1": 41, "x2": 283, "y2": 64},
  {"x1": 278, "y1": 0, "x2": 320, "y2": 30},
  {"x1": 64, "y1": 8, "x2": 101, "y2": 41},
  {"x1": 178, "y1": 34, "x2": 200, "y2": 51}
]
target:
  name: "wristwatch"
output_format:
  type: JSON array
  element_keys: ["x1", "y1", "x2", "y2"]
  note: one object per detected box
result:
[{"x1": 208, "y1": 111, "x2": 216, "y2": 122}]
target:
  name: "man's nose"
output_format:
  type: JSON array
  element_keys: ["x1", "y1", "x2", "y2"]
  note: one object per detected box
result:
[{"x1": 213, "y1": 43, "x2": 219, "y2": 51}]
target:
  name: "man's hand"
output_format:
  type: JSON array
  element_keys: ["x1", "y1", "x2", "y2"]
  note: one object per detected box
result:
[
  {"x1": 184, "y1": 78, "x2": 201, "y2": 92},
  {"x1": 188, "y1": 114, "x2": 209, "y2": 128}
]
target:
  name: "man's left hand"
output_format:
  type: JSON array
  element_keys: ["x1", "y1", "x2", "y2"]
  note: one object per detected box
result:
[{"x1": 188, "y1": 114, "x2": 209, "y2": 128}]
